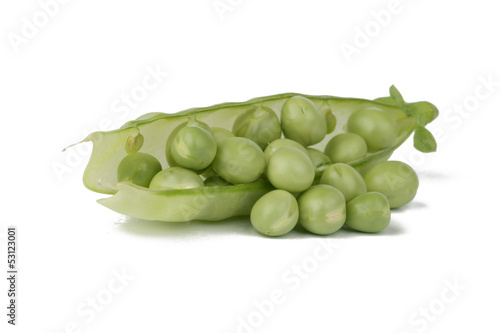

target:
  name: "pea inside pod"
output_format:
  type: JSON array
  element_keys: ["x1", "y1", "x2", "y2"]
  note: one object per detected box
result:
[
  {"x1": 320, "y1": 163, "x2": 366, "y2": 202},
  {"x1": 324, "y1": 133, "x2": 367, "y2": 164},
  {"x1": 232, "y1": 105, "x2": 281, "y2": 149},
  {"x1": 281, "y1": 96, "x2": 327, "y2": 146},
  {"x1": 116, "y1": 152, "x2": 162, "y2": 188},
  {"x1": 80, "y1": 86, "x2": 439, "y2": 222},
  {"x1": 212, "y1": 137, "x2": 266, "y2": 184},
  {"x1": 267, "y1": 146, "x2": 315, "y2": 192},
  {"x1": 263, "y1": 138, "x2": 308, "y2": 163},
  {"x1": 347, "y1": 107, "x2": 397, "y2": 152},
  {"x1": 170, "y1": 119, "x2": 217, "y2": 170},
  {"x1": 149, "y1": 167, "x2": 204, "y2": 190}
]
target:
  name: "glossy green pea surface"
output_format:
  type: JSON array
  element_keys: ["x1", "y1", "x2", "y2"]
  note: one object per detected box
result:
[
  {"x1": 165, "y1": 121, "x2": 187, "y2": 167},
  {"x1": 213, "y1": 137, "x2": 266, "y2": 184},
  {"x1": 324, "y1": 133, "x2": 367, "y2": 163},
  {"x1": 267, "y1": 146, "x2": 315, "y2": 192},
  {"x1": 250, "y1": 190, "x2": 299, "y2": 236},
  {"x1": 117, "y1": 152, "x2": 162, "y2": 188},
  {"x1": 298, "y1": 184, "x2": 346, "y2": 235},
  {"x1": 149, "y1": 167, "x2": 204, "y2": 190},
  {"x1": 319, "y1": 163, "x2": 366, "y2": 202},
  {"x1": 347, "y1": 107, "x2": 397, "y2": 152},
  {"x1": 232, "y1": 106, "x2": 281, "y2": 149},
  {"x1": 263, "y1": 138, "x2": 308, "y2": 163},
  {"x1": 364, "y1": 161, "x2": 419, "y2": 208},
  {"x1": 345, "y1": 192, "x2": 391, "y2": 232},
  {"x1": 170, "y1": 120, "x2": 217, "y2": 170},
  {"x1": 281, "y1": 96, "x2": 327, "y2": 146}
]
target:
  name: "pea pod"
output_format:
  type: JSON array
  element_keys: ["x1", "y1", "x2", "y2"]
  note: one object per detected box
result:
[{"x1": 77, "y1": 86, "x2": 438, "y2": 222}]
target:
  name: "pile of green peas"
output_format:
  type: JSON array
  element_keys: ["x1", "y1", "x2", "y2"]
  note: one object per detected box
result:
[{"x1": 116, "y1": 96, "x2": 420, "y2": 236}]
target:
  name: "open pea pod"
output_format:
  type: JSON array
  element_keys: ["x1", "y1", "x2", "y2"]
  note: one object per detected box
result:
[{"x1": 78, "y1": 86, "x2": 437, "y2": 222}]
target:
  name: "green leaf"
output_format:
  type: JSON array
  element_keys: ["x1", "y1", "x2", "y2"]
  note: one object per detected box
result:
[
  {"x1": 406, "y1": 101, "x2": 439, "y2": 126},
  {"x1": 414, "y1": 125, "x2": 437, "y2": 152},
  {"x1": 389, "y1": 85, "x2": 407, "y2": 114}
]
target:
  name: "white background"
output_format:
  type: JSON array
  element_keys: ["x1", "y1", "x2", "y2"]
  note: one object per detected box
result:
[{"x1": 1, "y1": 1, "x2": 500, "y2": 332}]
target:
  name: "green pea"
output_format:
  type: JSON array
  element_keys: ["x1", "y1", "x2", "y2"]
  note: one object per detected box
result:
[
  {"x1": 324, "y1": 133, "x2": 367, "y2": 164},
  {"x1": 204, "y1": 175, "x2": 232, "y2": 187},
  {"x1": 307, "y1": 148, "x2": 331, "y2": 171},
  {"x1": 267, "y1": 146, "x2": 315, "y2": 192},
  {"x1": 297, "y1": 184, "x2": 346, "y2": 235},
  {"x1": 320, "y1": 163, "x2": 366, "y2": 202},
  {"x1": 117, "y1": 152, "x2": 162, "y2": 187},
  {"x1": 281, "y1": 96, "x2": 327, "y2": 146},
  {"x1": 211, "y1": 127, "x2": 235, "y2": 144},
  {"x1": 347, "y1": 107, "x2": 397, "y2": 152},
  {"x1": 149, "y1": 167, "x2": 204, "y2": 190},
  {"x1": 345, "y1": 192, "x2": 391, "y2": 232},
  {"x1": 263, "y1": 138, "x2": 308, "y2": 163},
  {"x1": 125, "y1": 132, "x2": 144, "y2": 154},
  {"x1": 165, "y1": 121, "x2": 187, "y2": 167},
  {"x1": 250, "y1": 190, "x2": 299, "y2": 236},
  {"x1": 170, "y1": 119, "x2": 217, "y2": 170},
  {"x1": 212, "y1": 137, "x2": 266, "y2": 184},
  {"x1": 232, "y1": 106, "x2": 281, "y2": 149},
  {"x1": 364, "y1": 161, "x2": 419, "y2": 208},
  {"x1": 322, "y1": 107, "x2": 337, "y2": 134}
]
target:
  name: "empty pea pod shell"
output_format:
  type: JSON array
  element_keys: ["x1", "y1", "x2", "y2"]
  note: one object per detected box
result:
[{"x1": 76, "y1": 86, "x2": 438, "y2": 222}]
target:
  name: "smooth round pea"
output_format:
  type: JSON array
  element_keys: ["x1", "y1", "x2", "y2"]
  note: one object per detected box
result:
[
  {"x1": 232, "y1": 106, "x2": 281, "y2": 149},
  {"x1": 364, "y1": 161, "x2": 419, "y2": 208},
  {"x1": 264, "y1": 138, "x2": 308, "y2": 163},
  {"x1": 298, "y1": 185, "x2": 346, "y2": 235},
  {"x1": 211, "y1": 127, "x2": 235, "y2": 144},
  {"x1": 149, "y1": 167, "x2": 204, "y2": 190},
  {"x1": 324, "y1": 133, "x2": 367, "y2": 163},
  {"x1": 281, "y1": 96, "x2": 327, "y2": 146},
  {"x1": 307, "y1": 148, "x2": 331, "y2": 170},
  {"x1": 204, "y1": 175, "x2": 232, "y2": 187},
  {"x1": 320, "y1": 163, "x2": 366, "y2": 202},
  {"x1": 170, "y1": 120, "x2": 217, "y2": 170},
  {"x1": 250, "y1": 190, "x2": 299, "y2": 236},
  {"x1": 345, "y1": 192, "x2": 391, "y2": 232},
  {"x1": 213, "y1": 137, "x2": 266, "y2": 184},
  {"x1": 165, "y1": 121, "x2": 187, "y2": 167},
  {"x1": 117, "y1": 152, "x2": 162, "y2": 187},
  {"x1": 267, "y1": 146, "x2": 315, "y2": 192},
  {"x1": 347, "y1": 107, "x2": 397, "y2": 152}
]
